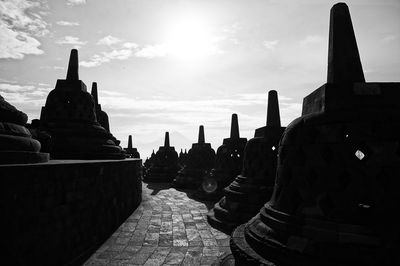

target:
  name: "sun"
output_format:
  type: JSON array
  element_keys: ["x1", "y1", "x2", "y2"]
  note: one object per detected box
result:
[{"x1": 163, "y1": 14, "x2": 219, "y2": 63}]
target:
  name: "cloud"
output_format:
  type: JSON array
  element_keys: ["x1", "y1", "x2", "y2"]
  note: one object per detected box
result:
[
  {"x1": 0, "y1": 82, "x2": 52, "y2": 119},
  {"x1": 300, "y1": 35, "x2": 324, "y2": 46},
  {"x1": 56, "y1": 20, "x2": 79, "y2": 26},
  {"x1": 66, "y1": 0, "x2": 86, "y2": 6},
  {"x1": 263, "y1": 40, "x2": 279, "y2": 50},
  {"x1": 80, "y1": 49, "x2": 132, "y2": 67},
  {"x1": 97, "y1": 35, "x2": 122, "y2": 46},
  {"x1": 134, "y1": 44, "x2": 168, "y2": 58},
  {"x1": 0, "y1": 0, "x2": 48, "y2": 59},
  {"x1": 123, "y1": 42, "x2": 139, "y2": 49},
  {"x1": 56, "y1": 36, "x2": 87, "y2": 48}
]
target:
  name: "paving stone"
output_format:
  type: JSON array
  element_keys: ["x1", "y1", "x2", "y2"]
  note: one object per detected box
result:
[
  {"x1": 200, "y1": 256, "x2": 219, "y2": 265},
  {"x1": 84, "y1": 183, "x2": 232, "y2": 265}
]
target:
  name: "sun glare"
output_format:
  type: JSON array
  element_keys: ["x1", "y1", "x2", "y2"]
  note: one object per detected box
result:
[{"x1": 163, "y1": 15, "x2": 219, "y2": 63}]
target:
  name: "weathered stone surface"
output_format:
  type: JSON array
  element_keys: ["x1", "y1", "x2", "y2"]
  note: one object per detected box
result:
[
  {"x1": 196, "y1": 114, "x2": 247, "y2": 200},
  {"x1": 207, "y1": 91, "x2": 285, "y2": 234},
  {"x1": 40, "y1": 49, "x2": 124, "y2": 159},
  {"x1": 173, "y1": 125, "x2": 216, "y2": 189},
  {"x1": 144, "y1": 132, "x2": 180, "y2": 182},
  {"x1": 0, "y1": 95, "x2": 49, "y2": 164},
  {"x1": 231, "y1": 3, "x2": 400, "y2": 265}
]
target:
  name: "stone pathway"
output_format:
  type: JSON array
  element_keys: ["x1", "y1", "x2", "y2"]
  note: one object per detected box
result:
[{"x1": 84, "y1": 182, "x2": 231, "y2": 265}]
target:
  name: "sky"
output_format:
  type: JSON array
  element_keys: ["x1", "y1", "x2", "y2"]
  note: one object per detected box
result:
[{"x1": 1, "y1": 0, "x2": 399, "y2": 158}]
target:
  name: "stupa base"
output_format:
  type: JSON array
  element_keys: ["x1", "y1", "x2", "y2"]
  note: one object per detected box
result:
[
  {"x1": 230, "y1": 223, "x2": 276, "y2": 266},
  {"x1": 0, "y1": 151, "x2": 49, "y2": 164},
  {"x1": 207, "y1": 208, "x2": 238, "y2": 234}
]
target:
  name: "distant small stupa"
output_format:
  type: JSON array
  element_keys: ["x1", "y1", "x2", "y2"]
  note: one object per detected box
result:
[
  {"x1": 144, "y1": 132, "x2": 180, "y2": 182},
  {"x1": 173, "y1": 125, "x2": 216, "y2": 188}
]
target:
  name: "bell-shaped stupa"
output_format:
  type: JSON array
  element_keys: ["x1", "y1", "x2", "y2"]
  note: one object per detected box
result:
[
  {"x1": 124, "y1": 135, "x2": 140, "y2": 158},
  {"x1": 0, "y1": 95, "x2": 49, "y2": 164},
  {"x1": 144, "y1": 132, "x2": 180, "y2": 182},
  {"x1": 230, "y1": 3, "x2": 400, "y2": 265},
  {"x1": 40, "y1": 49, "x2": 124, "y2": 159},
  {"x1": 178, "y1": 148, "x2": 189, "y2": 167},
  {"x1": 197, "y1": 114, "x2": 247, "y2": 200},
  {"x1": 207, "y1": 90, "x2": 285, "y2": 233},
  {"x1": 173, "y1": 125, "x2": 216, "y2": 188}
]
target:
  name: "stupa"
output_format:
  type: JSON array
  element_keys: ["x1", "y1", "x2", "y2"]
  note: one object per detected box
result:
[
  {"x1": 143, "y1": 149, "x2": 155, "y2": 178},
  {"x1": 173, "y1": 125, "x2": 216, "y2": 188},
  {"x1": 230, "y1": 3, "x2": 400, "y2": 265},
  {"x1": 91, "y1": 82, "x2": 109, "y2": 132},
  {"x1": 40, "y1": 49, "x2": 124, "y2": 159},
  {"x1": 124, "y1": 135, "x2": 140, "y2": 158},
  {"x1": 91, "y1": 82, "x2": 121, "y2": 147},
  {"x1": 207, "y1": 90, "x2": 285, "y2": 233},
  {"x1": 178, "y1": 148, "x2": 189, "y2": 167},
  {"x1": 144, "y1": 132, "x2": 180, "y2": 182},
  {"x1": 0, "y1": 95, "x2": 49, "y2": 164},
  {"x1": 197, "y1": 114, "x2": 247, "y2": 199}
]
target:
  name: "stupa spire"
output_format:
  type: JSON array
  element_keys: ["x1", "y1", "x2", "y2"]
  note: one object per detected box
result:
[
  {"x1": 91, "y1": 82, "x2": 98, "y2": 105},
  {"x1": 266, "y1": 90, "x2": 281, "y2": 127},
  {"x1": 327, "y1": 2, "x2": 364, "y2": 83},
  {"x1": 66, "y1": 49, "x2": 79, "y2": 80},
  {"x1": 230, "y1": 114, "x2": 240, "y2": 139},
  {"x1": 198, "y1": 125, "x2": 205, "y2": 144},
  {"x1": 164, "y1": 132, "x2": 170, "y2": 147},
  {"x1": 128, "y1": 135, "x2": 132, "y2": 149}
]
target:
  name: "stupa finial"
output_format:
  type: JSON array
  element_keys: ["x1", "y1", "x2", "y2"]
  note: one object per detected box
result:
[
  {"x1": 66, "y1": 49, "x2": 79, "y2": 80},
  {"x1": 91, "y1": 82, "x2": 98, "y2": 105},
  {"x1": 128, "y1": 135, "x2": 132, "y2": 149},
  {"x1": 230, "y1": 114, "x2": 240, "y2": 139},
  {"x1": 164, "y1": 132, "x2": 170, "y2": 147},
  {"x1": 327, "y1": 2, "x2": 365, "y2": 83},
  {"x1": 198, "y1": 125, "x2": 205, "y2": 144},
  {"x1": 266, "y1": 90, "x2": 281, "y2": 127}
]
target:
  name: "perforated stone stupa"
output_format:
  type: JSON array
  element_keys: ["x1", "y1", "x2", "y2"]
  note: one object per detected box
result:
[
  {"x1": 230, "y1": 3, "x2": 400, "y2": 265},
  {"x1": 144, "y1": 132, "x2": 180, "y2": 182},
  {"x1": 124, "y1": 135, "x2": 140, "y2": 158},
  {"x1": 207, "y1": 90, "x2": 285, "y2": 233},
  {"x1": 197, "y1": 114, "x2": 247, "y2": 199},
  {"x1": 0, "y1": 95, "x2": 49, "y2": 164},
  {"x1": 178, "y1": 148, "x2": 189, "y2": 167},
  {"x1": 40, "y1": 49, "x2": 124, "y2": 159},
  {"x1": 173, "y1": 125, "x2": 216, "y2": 188}
]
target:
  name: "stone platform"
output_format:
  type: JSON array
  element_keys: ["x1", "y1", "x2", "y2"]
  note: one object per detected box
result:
[
  {"x1": 1, "y1": 159, "x2": 142, "y2": 266},
  {"x1": 85, "y1": 182, "x2": 232, "y2": 265}
]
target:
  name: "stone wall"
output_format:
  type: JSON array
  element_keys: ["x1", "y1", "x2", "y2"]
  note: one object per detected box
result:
[{"x1": 0, "y1": 159, "x2": 142, "y2": 266}]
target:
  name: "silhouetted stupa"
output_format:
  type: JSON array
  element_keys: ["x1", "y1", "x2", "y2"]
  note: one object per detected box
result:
[
  {"x1": 207, "y1": 90, "x2": 285, "y2": 233},
  {"x1": 124, "y1": 135, "x2": 140, "y2": 158},
  {"x1": 230, "y1": 3, "x2": 400, "y2": 265},
  {"x1": 91, "y1": 82, "x2": 109, "y2": 132},
  {"x1": 173, "y1": 125, "x2": 216, "y2": 188},
  {"x1": 178, "y1": 148, "x2": 189, "y2": 167},
  {"x1": 197, "y1": 114, "x2": 247, "y2": 199},
  {"x1": 40, "y1": 49, "x2": 124, "y2": 159},
  {"x1": 0, "y1": 95, "x2": 49, "y2": 164},
  {"x1": 144, "y1": 132, "x2": 180, "y2": 182}
]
